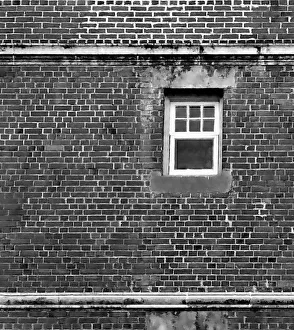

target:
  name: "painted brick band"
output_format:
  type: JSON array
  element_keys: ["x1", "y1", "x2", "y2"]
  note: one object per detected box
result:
[
  {"x1": 2, "y1": 293, "x2": 294, "y2": 309},
  {"x1": 2, "y1": 45, "x2": 294, "y2": 56}
]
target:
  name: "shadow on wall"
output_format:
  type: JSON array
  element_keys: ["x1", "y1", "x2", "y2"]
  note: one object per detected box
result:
[{"x1": 147, "y1": 311, "x2": 228, "y2": 330}]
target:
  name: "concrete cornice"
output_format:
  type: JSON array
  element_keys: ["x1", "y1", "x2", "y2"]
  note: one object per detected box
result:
[
  {"x1": 1, "y1": 292, "x2": 294, "y2": 309},
  {"x1": 1, "y1": 45, "x2": 294, "y2": 56}
]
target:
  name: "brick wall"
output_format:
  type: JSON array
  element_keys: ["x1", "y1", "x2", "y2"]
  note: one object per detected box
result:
[
  {"x1": 0, "y1": 0, "x2": 293, "y2": 46},
  {"x1": 0, "y1": 308, "x2": 293, "y2": 330},
  {"x1": 0, "y1": 55, "x2": 294, "y2": 294},
  {"x1": 0, "y1": 309, "x2": 146, "y2": 329},
  {"x1": 1, "y1": 1, "x2": 294, "y2": 329}
]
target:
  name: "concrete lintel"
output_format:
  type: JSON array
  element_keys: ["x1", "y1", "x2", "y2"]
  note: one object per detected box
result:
[
  {"x1": 1, "y1": 293, "x2": 294, "y2": 309},
  {"x1": 1, "y1": 45, "x2": 294, "y2": 56}
]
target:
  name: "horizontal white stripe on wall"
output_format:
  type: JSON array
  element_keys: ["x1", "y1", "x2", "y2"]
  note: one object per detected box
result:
[
  {"x1": 1, "y1": 292, "x2": 294, "y2": 309},
  {"x1": 2, "y1": 45, "x2": 294, "y2": 56}
]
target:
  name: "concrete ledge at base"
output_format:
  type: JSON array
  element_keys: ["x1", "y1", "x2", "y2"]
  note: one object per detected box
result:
[
  {"x1": 1, "y1": 293, "x2": 294, "y2": 309},
  {"x1": 150, "y1": 170, "x2": 232, "y2": 194}
]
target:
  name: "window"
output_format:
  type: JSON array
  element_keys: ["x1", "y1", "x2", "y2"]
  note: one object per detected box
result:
[{"x1": 163, "y1": 90, "x2": 222, "y2": 176}]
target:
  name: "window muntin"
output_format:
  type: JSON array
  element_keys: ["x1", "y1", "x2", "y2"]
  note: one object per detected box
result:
[{"x1": 168, "y1": 102, "x2": 221, "y2": 176}]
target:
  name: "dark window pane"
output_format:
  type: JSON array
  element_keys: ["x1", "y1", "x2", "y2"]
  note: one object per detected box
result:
[
  {"x1": 175, "y1": 120, "x2": 187, "y2": 132},
  {"x1": 203, "y1": 119, "x2": 215, "y2": 131},
  {"x1": 175, "y1": 139, "x2": 213, "y2": 169},
  {"x1": 175, "y1": 106, "x2": 187, "y2": 118},
  {"x1": 189, "y1": 120, "x2": 200, "y2": 132},
  {"x1": 189, "y1": 106, "x2": 201, "y2": 118},
  {"x1": 203, "y1": 106, "x2": 215, "y2": 118}
]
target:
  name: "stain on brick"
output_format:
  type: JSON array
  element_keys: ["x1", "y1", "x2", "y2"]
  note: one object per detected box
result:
[
  {"x1": 144, "y1": 65, "x2": 236, "y2": 90},
  {"x1": 147, "y1": 312, "x2": 227, "y2": 330},
  {"x1": 148, "y1": 313, "x2": 175, "y2": 330}
]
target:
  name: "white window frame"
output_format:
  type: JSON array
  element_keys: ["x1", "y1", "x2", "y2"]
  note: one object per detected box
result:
[{"x1": 163, "y1": 100, "x2": 222, "y2": 176}]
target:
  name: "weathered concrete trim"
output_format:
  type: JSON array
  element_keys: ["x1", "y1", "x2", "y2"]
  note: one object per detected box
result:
[
  {"x1": 2, "y1": 45, "x2": 294, "y2": 56},
  {"x1": 2, "y1": 304, "x2": 294, "y2": 310},
  {"x1": 1, "y1": 293, "x2": 294, "y2": 309},
  {"x1": 150, "y1": 170, "x2": 232, "y2": 194}
]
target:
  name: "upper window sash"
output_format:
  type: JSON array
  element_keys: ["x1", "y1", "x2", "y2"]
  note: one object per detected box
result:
[{"x1": 170, "y1": 102, "x2": 220, "y2": 135}]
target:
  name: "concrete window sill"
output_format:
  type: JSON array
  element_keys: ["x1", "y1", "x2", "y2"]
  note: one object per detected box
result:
[{"x1": 150, "y1": 170, "x2": 232, "y2": 194}]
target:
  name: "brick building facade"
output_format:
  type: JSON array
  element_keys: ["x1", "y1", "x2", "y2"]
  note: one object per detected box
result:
[{"x1": 0, "y1": 0, "x2": 294, "y2": 329}]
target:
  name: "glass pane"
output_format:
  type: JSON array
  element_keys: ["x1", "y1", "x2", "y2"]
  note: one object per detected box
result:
[
  {"x1": 203, "y1": 106, "x2": 215, "y2": 118},
  {"x1": 189, "y1": 106, "x2": 201, "y2": 118},
  {"x1": 175, "y1": 106, "x2": 187, "y2": 118},
  {"x1": 203, "y1": 119, "x2": 215, "y2": 131},
  {"x1": 175, "y1": 139, "x2": 213, "y2": 169},
  {"x1": 189, "y1": 120, "x2": 200, "y2": 132},
  {"x1": 175, "y1": 120, "x2": 187, "y2": 132}
]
